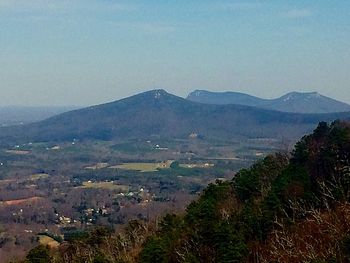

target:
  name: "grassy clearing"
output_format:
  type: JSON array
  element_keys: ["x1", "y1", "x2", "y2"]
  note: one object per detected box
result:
[
  {"x1": 85, "y1": 163, "x2": 109, "y2": 170},
  {"x1": 30, "y1": 173, "x2": 49, "y2": 180},
  {"x1": 38, "y1": 235, "x2": 60, "y2": 248},
  {"x1": 109, "y1": 162, "x2": 171, "y2": 172},
  {"x1": 179, "y1": 163, "x2": 214, "y2": 169},
  {"x1": 5, "y1": 150, "x2": 30, "y2": 155},
  {"x1": 79, "y1": 181, "x2": 129, "y2": 191}
]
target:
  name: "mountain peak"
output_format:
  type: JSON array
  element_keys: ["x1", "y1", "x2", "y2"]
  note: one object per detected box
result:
[
  {"x1": 139, "y1": 89, "x2": 171, "y2": 99},
  {"x1": 119, "y1": 89, "x2": 175, "y2": 105},
  {"x1": 281, "y1": 91, "x2": 320, "y2": 99},
  {"x1": 153, "y1": 89, "x2": 168, "y2": 99}
]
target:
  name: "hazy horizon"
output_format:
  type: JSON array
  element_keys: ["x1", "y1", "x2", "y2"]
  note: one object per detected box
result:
[{"x1": 1, "y1": 1, "x2": 349, "y2": 106}]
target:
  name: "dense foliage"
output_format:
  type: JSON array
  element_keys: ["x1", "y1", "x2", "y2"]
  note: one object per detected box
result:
[
  {"x1": 140, "y1": 154, "x2": 289, "y2": 262},
  {"x1": 140, "y1": 121, "x2": 350, "y2": 262}
]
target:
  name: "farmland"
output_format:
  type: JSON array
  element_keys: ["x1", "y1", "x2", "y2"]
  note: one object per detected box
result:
[
  {"x1": 0, "y1": 197, "x2": 43, "y2": 206},
  {"x1": 5, "y1": 150, "x2": 30, "y2": 155},
  {"x1": 78, "y1": 181, "x2": 129, "y2": 191},
  {"x1": 29, "y1": 173, "x2": 49, "y2": 180},
  {"x1": 109, "y1": 162, "x2": 172, "y2": 172},
  {"x1": 0, "y1": 136, "x2": 282, "y2": 261},
  {"x1": 38, "y1": 235, "x2": 60, "y2": 248}
]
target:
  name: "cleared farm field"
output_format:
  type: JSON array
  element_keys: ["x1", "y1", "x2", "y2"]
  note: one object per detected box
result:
[
  {"x1": 85, "y1": 162, "x2": 109, "y2": 170},
  {"x1": 79, "y1": 181, "x2": 129, "y2": 191},
  {"x1": 109, "y1": 162, "x2": 171, "y2": 172},
  {"x1": 38, "y1": 235, "x2": 60, "y2": 248},
  {"x1": 0, "y1": 197, "x2": 43, "y2": 206},
  {"x1": 179, "y1": 163, "x2": 214, "y2": 168},
  {"x1": 30, "y1": 173, "x2": 49, "y2": 180},
  {"x1": 5, "y1": 149, "x2": 30, "y2": 155}
]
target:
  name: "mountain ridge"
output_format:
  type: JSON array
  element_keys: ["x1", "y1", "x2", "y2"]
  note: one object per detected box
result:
[
  {"x1": 187, "y1": 90, "x2": 350, "y2": 113},
  {"x1": 1, "y1": 89, "x2": 350, "y2": 145}
]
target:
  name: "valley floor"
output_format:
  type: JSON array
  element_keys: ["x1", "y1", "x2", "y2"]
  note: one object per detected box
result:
[{"x1": 0, "y1": 137, "x2": 282, "y2": 262}]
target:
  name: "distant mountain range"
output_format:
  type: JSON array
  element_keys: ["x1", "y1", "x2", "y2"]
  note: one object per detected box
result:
[
  {"x1": 1, "y1": 90, "x2": 350, "y2": 145},
  {"x1": 187, "y1": 90, "x2": 350, "y2": 113},
  {"x1": 0, "y1": 106, "x2": 79, "y2": 127}
]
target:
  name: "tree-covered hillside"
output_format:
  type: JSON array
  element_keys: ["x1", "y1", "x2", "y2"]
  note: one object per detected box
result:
[
  {"x1": 139, "y1": 121, "x2": 350, "y2": 263},
  {"x1": 24, "y1": 121, "x2": 350, "y2": 263}
]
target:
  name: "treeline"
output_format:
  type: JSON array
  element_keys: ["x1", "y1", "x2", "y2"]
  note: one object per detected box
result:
[{"x1": 23, "y1": 121, "x2": 350, "y2": 262}]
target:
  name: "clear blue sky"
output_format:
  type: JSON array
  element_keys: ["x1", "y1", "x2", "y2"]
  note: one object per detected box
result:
[{"x1": 0, "y1": 0, "x2": 349, "y2": 106}]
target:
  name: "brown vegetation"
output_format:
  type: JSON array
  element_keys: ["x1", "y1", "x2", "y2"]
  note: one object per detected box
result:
[{"x1": 258, "y1": 203, "x2": 350, "y2": 262}]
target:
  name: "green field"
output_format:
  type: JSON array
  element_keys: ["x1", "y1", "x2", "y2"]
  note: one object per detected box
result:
[
  {"x1": 79, "y1": 181, "x2": 129, "y2": 191},
  {"x1": 30, "y1": 173, "x2": 49, "y2": 180},
  {"x1": 109, "y1": 162, "x2": 172, "y2": 172}
]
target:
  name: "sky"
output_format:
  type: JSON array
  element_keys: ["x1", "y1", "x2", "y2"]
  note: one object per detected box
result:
[{"x1": 0, "y1": 0, "x2": 349, "y2": 106}]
